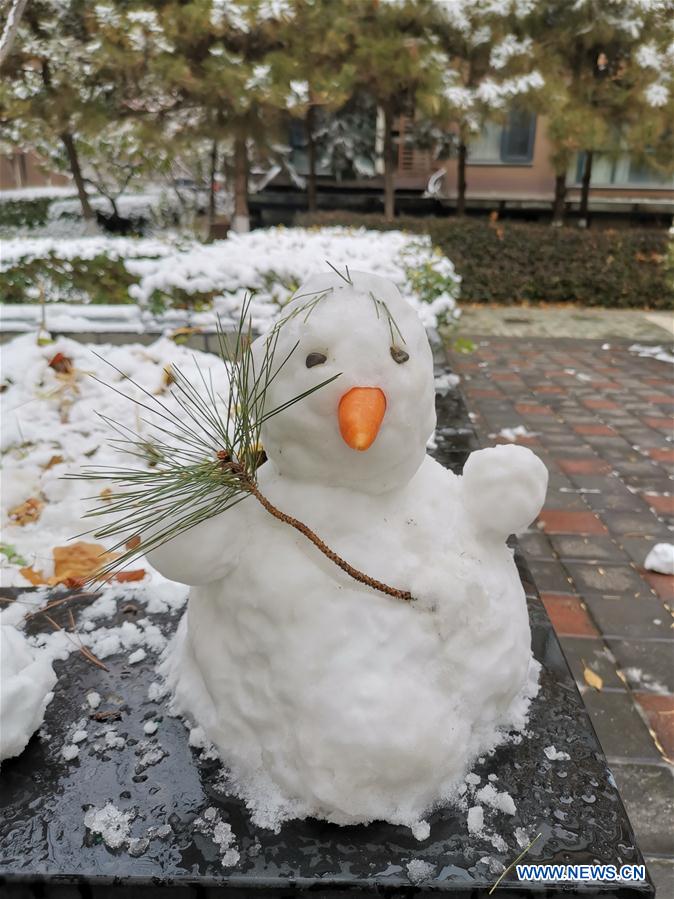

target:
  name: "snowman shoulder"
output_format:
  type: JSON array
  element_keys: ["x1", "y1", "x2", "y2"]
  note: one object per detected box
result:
[
  {"x1": 145, "y1": 497, "x2": 252, "y2": 586},
  {"x1": 461, "y1": 444, "x2": 548, "y2": 540}
]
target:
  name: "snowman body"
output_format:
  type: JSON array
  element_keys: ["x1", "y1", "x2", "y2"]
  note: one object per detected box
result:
[{"x1": 148, "y1": 271, "x2": 547, "y2": 834}]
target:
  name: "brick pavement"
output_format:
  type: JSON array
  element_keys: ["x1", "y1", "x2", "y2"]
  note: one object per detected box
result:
[{"x1": 449, "y1": 336, "x2": 674, "y2": 896}]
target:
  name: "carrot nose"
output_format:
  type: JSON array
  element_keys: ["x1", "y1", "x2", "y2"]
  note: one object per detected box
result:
[{"x1": 338, "y1": 387, "x2": 387, "y2": 451}]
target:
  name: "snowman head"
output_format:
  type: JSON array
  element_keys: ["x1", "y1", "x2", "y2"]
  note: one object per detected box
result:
[{"x1": 252, "y1": 270, "x2": 436, "y2": 494}]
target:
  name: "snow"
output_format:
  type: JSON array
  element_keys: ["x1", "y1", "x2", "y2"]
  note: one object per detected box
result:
[
  {"x1": 143, "y1": 720, "x2": 159, "y2": 735},
  {"x1": 644, "y1": 543, "x2": 674, "y2": 575},
  {"x1": 2, "y1": 227, "x2": 461, "y2": 332},
  {"x1": 193, "y1": 807, "x2": 240, "y2": 867},
  {"x1": 0, "y1": 620, "x2": 57, "y2": 762},
  {"x1": 0, "y1": 186, "x2": 78, "y2": 203},
  {"x1": 544, "y1": 745, "x2": 571, "y2": 761},
  {"x1": 84, "y1": 802, "x2": 132, "y2": 849},
  {"x1": 467, "y1": 805, "x2": 484, "y2": 834},
  {"x1": 151, "y1": 270, "x2": 546, "y2": 836},
  {"x1": 629, "y1": 343, "x2": 674, "y2": 365},
  {"x1": 128, "y1": 648, "x2": 147, "y2": 665},
  {"x1": 61, "y1": 744, "x2": 80, "y2": 761},
  {"x1": 0, "y1": 333, "x2": 226, "y2": 586},
  {"x1": 406, "y1": 859, "x2": 436, "y2": 884},
  {"x1": 496, "y1": 425, "x2": 538, "y2": 442},
  {"x1": 86, "y1": 691, "x2": 101, "y2": 709},
  {"x1": 475, "y1": 784, "x2": 516, "y2": 816}
]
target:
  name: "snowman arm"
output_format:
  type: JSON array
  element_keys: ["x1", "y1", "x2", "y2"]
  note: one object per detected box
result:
[
  {"x1": 462, "y1": 444, "x2": 548, "y2": 540},
  {"x1": 144, "y1": 502, "x2": 244, "y2": 585}
]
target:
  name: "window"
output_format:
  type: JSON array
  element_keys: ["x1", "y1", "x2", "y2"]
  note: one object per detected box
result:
[
  {"x1": 573, "y1": 152, "x2": 674, "y2": 188},
  {"x1": 469, "y1": 110, "x2": 536, "y2": 164}
]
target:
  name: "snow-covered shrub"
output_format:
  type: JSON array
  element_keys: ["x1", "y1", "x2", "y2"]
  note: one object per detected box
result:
[
  {"x1": 1, "y1": 238, "x2": 176, "y2": 305},
  {"x1": 127, "y1": 227, "x2": 461, "y2": 328},
  {"x1": 1, "y1": 228, "x2": 461, "y2": 329}
]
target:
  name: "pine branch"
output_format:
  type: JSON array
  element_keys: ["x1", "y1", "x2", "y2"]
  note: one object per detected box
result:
[{"x1": 74, "y1": 292, "x2": 413, "y2": 603}]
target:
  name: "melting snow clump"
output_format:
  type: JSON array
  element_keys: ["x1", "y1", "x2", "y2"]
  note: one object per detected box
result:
[
  {"x1": 544, "y1": 745, "x2": 571, "y2": 761},
  {"x1": 644, "y1": 543, "x2": 674, "y2": 575},
  {"x1": 84, "y1": 803, "x2": 133, "y2": 850},
  {"x1": 476, "y1": 784, "x2": 516, "y2": 816},
  {"x1": 467, "y1": 806, "x2": 484, "y2": 834},
  {"x1": 193, "y1": 807, "x2": 240, "y2": 867},
  {"x1": 406, "y1": 859, "x2": 436, "y2": 884}
]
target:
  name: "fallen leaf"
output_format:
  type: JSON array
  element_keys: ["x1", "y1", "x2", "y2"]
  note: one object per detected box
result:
[
  {"x1": 99, "y1": 487, "x2": 113, "y2": 500},
  {"x1": 583, "y1": 666, "x2": 603, "y2": 691},
  {"x1": 52, "y1": 542, "x2": 118, "y2": 583},
  {"x1": 44, "y1": 454, "x2": 64, "y2": 470},
  {"x1": 115, "y1": 569, "x2": 146, "y2": 583},
  {"x1": 19, "y1": 566, "x2": 49, "y2": 585},
  {"x1": 19, "y1": 541, "x2": 120, "y2": 587},
  {"x1": 48, "y1": 352, "x2": 74, "y2": 374},
  {"x1": 9, "y1": 497, "x2": 44, "y2": 525},
  {"x1": 126, "y1": 535, "x2": 141, "y2": 550}
]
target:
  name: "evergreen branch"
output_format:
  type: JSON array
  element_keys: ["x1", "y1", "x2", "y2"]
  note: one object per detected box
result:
[{"x1": 73, "y1": 294, "x2": 413, "y2": 603}]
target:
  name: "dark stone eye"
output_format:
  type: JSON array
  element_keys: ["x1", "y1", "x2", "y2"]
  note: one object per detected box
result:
[
  {"x1": 390, "y1": 346, "x2": 409, "y2": 364},
  {"x1": 306, "y1": 352, "x2": 327, "y2": 368}
]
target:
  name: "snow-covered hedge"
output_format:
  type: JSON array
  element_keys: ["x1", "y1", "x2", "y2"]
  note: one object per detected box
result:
[{"x1": 1, "y1": 227, "x2": 461, "y2": 329}]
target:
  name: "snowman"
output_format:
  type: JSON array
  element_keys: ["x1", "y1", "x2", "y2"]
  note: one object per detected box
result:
[{"x1": 148, "y1": 270, "x2": 548, "y2": 837}]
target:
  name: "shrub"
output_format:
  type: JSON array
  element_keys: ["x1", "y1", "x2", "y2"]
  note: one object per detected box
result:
[
  {"x1": 2, "y1": 254, "x2": 136, "y2": 305},
  {"x1": 0, "y1": 197, "x2": 53, "y2": 229},
  {"x1": 296, "y1": 213, "x2": 673, "y2": 310},
  {"x1": 0, "y1": 228, "x2": 461, "y2": 329}
]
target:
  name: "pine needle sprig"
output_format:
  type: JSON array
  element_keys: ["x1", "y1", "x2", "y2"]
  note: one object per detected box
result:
[{"x1": 74, "y1": 293, "x2": 414, "y2": 603}]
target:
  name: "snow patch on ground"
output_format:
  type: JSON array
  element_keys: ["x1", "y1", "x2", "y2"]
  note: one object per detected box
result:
[
  {"x1": 544, "y1": 745, "x2": 571, "y2": 761},
  {"x1": 629, "y1": 343, "x2": 674, "y2": 365},
  {"x1": 84, "y1": 802, "x2": 133, "y2": 849},
  {"x1": 406, "y1": 859, "x2": 436, "y2": 884},
  {"x1": 644, "y1": 543, "x2": 674, "y2": 575},
  {"x1": 193, "y1": 807, "x2": 240, "y2": 867}
]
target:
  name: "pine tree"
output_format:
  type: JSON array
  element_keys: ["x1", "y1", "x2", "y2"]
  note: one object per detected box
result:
[
  {"x1": 423, "y1": 0, "x2": 544, "y2": 216},
  {"x1": 347, "y1": 0, "x2": 437, "y2": 221},
  {"x1": 0, "y1": 1, "x2": 104, "y2": 221},
  {"x1": 528, "y1": 0, "x2": 673, "y2": 226},
  {"x1": 273, "y1": 0, "x2": 354, "y2": 212}
]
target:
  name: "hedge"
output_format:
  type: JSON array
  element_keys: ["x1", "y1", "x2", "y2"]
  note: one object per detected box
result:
[
  {"x1": 296, "y1": 213, "x2": 673, "y2": 310},
  {"x1": 0, "y1": 197, "x2": 53, "y2": 229}
]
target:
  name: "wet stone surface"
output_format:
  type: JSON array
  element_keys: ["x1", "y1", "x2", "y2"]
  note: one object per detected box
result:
[{"x1": 0, "y1": 368, "x2": 653, "y2": 897}]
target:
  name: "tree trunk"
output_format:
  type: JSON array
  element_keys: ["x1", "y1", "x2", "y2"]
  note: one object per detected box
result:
[
  {"x1": 306, "y1": 105, "x2": 317, "y2": 214},
  {"x1": 60, "y1": 131, "x2": 94, "y2": 221},
  {"x1": 552, "y1": 172, "x2": 566, "y2": 226},
  {"x1": 232, "y1": 135, "x2": 249, "y2": 233},
  {"x1": 579, "y1": 150, "x2": 593, "y2": 227},
  {"x1": 383, "y1": 104, "x2": 395, "y2": 221},
  {"x1": 208, "y1": 139, "x2": 218, "y2": 233},
  {"x1": 0, "y1": 0, "x2": 29, "y2": 69},
  {"x1": 456, "y1": 140, "x2": 468, "y2": 216}
]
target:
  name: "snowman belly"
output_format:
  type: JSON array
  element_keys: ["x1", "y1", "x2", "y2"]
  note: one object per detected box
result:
[{"x1": 176, "y1": 462, "x2": 533, "y2": 827}]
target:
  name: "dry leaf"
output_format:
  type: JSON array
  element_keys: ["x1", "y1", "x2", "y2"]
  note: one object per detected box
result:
[
  {"x1": 52, "y1": 542, "x2": 118, "y2": 583},
  {"x1": 48, "y1": 352, "x2": 74, "y2": 374},
  {"x1": 19, "y1": 541, "x2": 119, "y2": 587},
  {"x1": 19, "y1": 566, "x2": 49, "y2": 585},
  {"x1": 44, "y1": 454, "x2": 64, "y2": 470},
  {"x1": 9, "y1": 497, "x2": 44, "y2": 525},
  {"x1": 126, "y1": 535, "x2": 141, "y2": 550},
  {"x1": 99, "y1": 487, "x2": 113, "y2": 501},
  {"x1": 115, "y1": 569, "x2": 146, "y2": 583},
  {"x1": 583, "y1": 666, "x2": 603, "y2": 691}
]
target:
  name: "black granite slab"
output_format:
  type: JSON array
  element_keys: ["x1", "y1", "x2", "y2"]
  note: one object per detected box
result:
[{"x1": 0, "y1": 368, "x2": 653, "y2": 897}]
